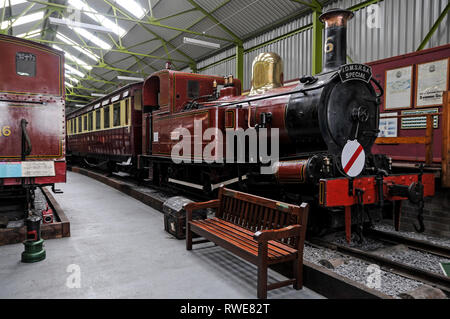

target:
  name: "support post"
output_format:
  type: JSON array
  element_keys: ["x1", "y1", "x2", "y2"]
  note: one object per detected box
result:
[
  {"x1": 236, "y1": 43, "x2": 244, "y2": 91},
  {"x1": 312, "y1": 7, "x2": 323, "y2": 75},
  {"x1": 425, "y1": 114, "x2": 434, "y2": 165},
  {"x1": 190, "y1": 63, "x2": 198, "y2": 74},
  {"x1": 443, "y1": 91, "x2": 450, "y2": 187},
  {"x1": 393, "y1": 200, "x2": 402, "y2": 231}
]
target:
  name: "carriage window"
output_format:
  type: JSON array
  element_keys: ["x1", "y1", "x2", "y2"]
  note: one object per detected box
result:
[
  {"x1": 78, "y1": 117, "x2": 82, "y2": 133},
  {"x1": 113, "y1": 103, "x2": 120, "y2": 127},
  {"x1": 125, "y1": 99, "x2": 129, "y2": 125},
  {"x1": 95, "y1": 110, "x2": 101, "y2": 130},
  {"x1": 104, "y1": 106, "x2": 110, "y2": 128},
  {"x1": 88, "y1": 112, "x2": 93, "y2": 131},
  {"x1": 187, "y1": 80, "x2": 199, "y2": 99},
  {"x1": 16, "y1": 52, "x2": 36, "y2": 77},
  {"x1": 83, "y1": 115, "x2": 87, "y2": 132}
]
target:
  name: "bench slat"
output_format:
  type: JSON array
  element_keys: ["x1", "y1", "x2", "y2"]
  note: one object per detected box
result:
[
  {"x1": 196, "y1": 221, "x2": 285, "y2": 259},
  {"x1": 199, "y1": 219, "x2": 291, "y2": 259},
  {"x1": 191, "y1": 219, "x2": 297, "y2": 260},
  {"x1": 209, "y1": 218, "x2": 298, "y2": 255}
]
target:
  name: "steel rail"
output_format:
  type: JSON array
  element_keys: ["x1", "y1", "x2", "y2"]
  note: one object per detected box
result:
[{"x1": 366, "y1": 229, "x2": 450, "y2": 259}]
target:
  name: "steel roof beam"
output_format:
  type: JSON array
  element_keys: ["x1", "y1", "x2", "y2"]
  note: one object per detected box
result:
[
  {"x1": 186, "y1": 0, "x2": 242, "y2": 45},
  {"x1": 417, "y1": 2, "x2": 449, "y2": 51},
  {"x1": 27, "y1": 0, "x2": 234, "y2": 43},
  {"x1": 102, "y1": 0, "x2": 233, "y2": 83}
]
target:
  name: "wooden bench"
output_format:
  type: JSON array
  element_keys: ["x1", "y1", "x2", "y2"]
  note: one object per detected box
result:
[{"x1": 185, "y1": 187, "x2": 309, "y2": 299}]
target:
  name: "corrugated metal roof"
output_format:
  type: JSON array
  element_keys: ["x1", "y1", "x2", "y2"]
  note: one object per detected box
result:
[
  {"x1": 210, "y1": 0, "x2": 307, "y2": 38},
  {"x1": 3, "y1": 0, "x2": 447, "y2": 105}
]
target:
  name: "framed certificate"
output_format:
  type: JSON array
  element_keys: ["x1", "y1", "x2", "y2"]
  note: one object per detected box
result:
[
  {"x1": 384, "y1": 66, "x2": 413, "y2": 110},
  {"x1": 415, "y1": 58, "x2": 449, "y2": 107}
]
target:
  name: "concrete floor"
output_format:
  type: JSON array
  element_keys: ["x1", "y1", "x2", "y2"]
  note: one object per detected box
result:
[{"x1": 0, "y1": 171, "x2": 323, "y2": 299}]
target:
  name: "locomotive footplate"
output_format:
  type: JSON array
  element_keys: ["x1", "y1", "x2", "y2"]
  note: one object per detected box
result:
[{"x1": 318, "y1": 173, "x2": 435, "y2": 242}]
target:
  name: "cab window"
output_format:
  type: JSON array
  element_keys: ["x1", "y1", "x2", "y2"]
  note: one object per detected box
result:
[{"x1": 16, "y1": 52, "x2": 36, "y2": 77}]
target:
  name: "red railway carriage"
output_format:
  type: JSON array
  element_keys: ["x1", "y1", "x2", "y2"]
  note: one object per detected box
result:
[
  {"x1": 0, "y1": 35, "x2": 66, "y2": 211},
  {"x1": 66, "y1": 82, "x2": 143, "y2": 172}
]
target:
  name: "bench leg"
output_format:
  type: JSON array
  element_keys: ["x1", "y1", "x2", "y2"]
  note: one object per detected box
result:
[
  {"x1": 186, "y1": 223, "x2": 193, "y2": 251},
  {"x1": 257, "y1": 242, "x2": 268, "y2": 299},
  {"x1": 293, "y1": 256, "x2": 303, "y2": 290}
]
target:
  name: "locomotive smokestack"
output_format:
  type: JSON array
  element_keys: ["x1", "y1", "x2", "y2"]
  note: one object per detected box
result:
[{"x1": 319, "y1": 9, "x2": 354, "y2": 72}]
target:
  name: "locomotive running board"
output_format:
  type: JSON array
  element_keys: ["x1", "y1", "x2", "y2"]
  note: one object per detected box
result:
[
  {"x1": 168, "y1": 178, "x2": 203, "y2": 190},
  {"x1": 211, "y1": 175, "x2": 248, "y2": 190},
  {"x1": 168, "y1": 175, "x2": 248, "y2": 191}
]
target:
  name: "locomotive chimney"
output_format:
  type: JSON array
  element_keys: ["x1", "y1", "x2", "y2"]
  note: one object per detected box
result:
[{"x1": 319, "y1": 8, "x2": 354, "y2": 72}]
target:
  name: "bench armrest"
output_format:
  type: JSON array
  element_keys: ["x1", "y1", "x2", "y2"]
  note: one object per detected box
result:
[
  {"x1": 253, "y1": 225, "x2": 302, "y2": 242},
  {"x1": 185, "y1": 200, "x2": 220, "y2": 221},
  {"x1": 185, "y1": 199, "x2": 220, "y2": 212}
]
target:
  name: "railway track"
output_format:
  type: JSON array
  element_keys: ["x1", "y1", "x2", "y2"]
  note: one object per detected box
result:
[
  {"x1": 308, "y1": 237, "x2": 450, "y2": 295},
  {"x1": 366, "y1": 228, "x2": 450, "y2": 259}
]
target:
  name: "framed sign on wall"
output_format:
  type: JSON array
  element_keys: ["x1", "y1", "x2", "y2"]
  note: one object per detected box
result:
[
  {"x1": 384, "y1": 65, "x2": 413, "y2": 110},
  {"x1": 415, "y1": 58, "x2": 449, "y2": 107},
  {"x1": 378, "y1": 112, "x2": 398, "y2": 137},
  {"x1": 400, "y1": 108, "x2": 439, "y2": 130}
]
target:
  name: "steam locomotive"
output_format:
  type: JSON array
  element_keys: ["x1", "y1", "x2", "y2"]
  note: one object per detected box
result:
[{"x1": 67, "y1": 9, "x2": 435, "y2": 241}]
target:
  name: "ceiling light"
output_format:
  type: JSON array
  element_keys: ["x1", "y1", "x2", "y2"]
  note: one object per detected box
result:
[
  {"x1": 91, "y1": 93, "x2": 106, "y2": 97},
  {"x1": 75, "y1": 104, "x2": 86, "y2": 107},
  {"x1": 117, "y1": 76, "x2": 144, "y2": 81},
  {"x1": 49, "y1": 17, "x2": 113, "y2": 33},
  {"x1": 183, "y1": 37, "x2": 220, "y2": 49},
  {"x1": 67, "y1": 0, "x2": 126, "y2": 37},
  {"x1": 65, "y1": 82, "x2": 74, "y2": 88},
  {"x1": 1, "y1": 11, "x2": 44, "y2": 29},
  {"x1": 115, "y1": 0, "x2": 146, "y2": 19}
]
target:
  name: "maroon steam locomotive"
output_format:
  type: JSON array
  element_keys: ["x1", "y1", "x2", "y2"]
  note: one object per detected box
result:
[
  {"x1": 67, "y1": 9, "x2": 435, "y2": 241},
  {"x1": 0, "y1": 34, "x2": 66, "y2": 218}
]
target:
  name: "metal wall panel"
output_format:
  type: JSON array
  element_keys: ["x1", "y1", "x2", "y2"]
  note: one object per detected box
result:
[{"x1": 198, "y1": 0, "x2": 449, "y2": 91}]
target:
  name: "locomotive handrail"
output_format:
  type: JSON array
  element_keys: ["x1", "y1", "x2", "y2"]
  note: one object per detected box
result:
[
  {"x1": 20, "y1": 119, "x2": 32, "y2": 160},
  {"x1": 208, "y1": 74, "x2": 340, "y2": 108}
]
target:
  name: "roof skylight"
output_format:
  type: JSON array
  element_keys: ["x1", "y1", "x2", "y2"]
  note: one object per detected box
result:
[
  {"x1": 65, "y1": 64, "x2": 85, "y2": 78},
  {"x1": 1, "y1": 0, "x2": 28, "y2": 7},
  {"x1": 1, "y1": 11, "x2": 44, "y2": 29},
  {"x1": 53, "y1": 44, "x2": 92, "y2": 71},
  {"x1": 115, "y1": 0, "x2": 147, "y2": 19},
  {"x1": 72, "y1": 26, "x2": 112, "y2": 50},
  {"x1": 56, "y1": 32, "x2": 100, "y2": 62}
]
